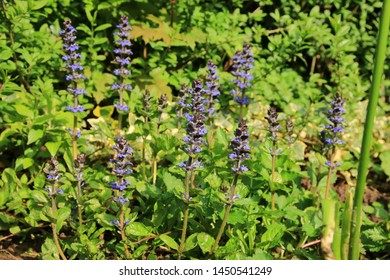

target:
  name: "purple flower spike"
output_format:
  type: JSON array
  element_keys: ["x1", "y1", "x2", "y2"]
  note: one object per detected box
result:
[
  {"x1": 205, "y1": 60, "x2": 220, "y2": 116},
  {"x1": 60, "y1": 19, "x2": 87, "y2": 111},
  {"x1": 230, "y1": 121, "x2": 250, "y2": 174},
  {"x1": 320, "y1": 94, "x2": 347, "y2": 169},
  {"x1": 109, "y1": 136, "x2": 133, "y2": 193},
  {"x1": 181, "y1": 79, "x2": 208, "y2": 157},
  {"x1": 231, "y1": 43, "x2": 254, "y2": 106},
  {"x1": 112, "y1": 15, "x2": 132, "y2": 114}
]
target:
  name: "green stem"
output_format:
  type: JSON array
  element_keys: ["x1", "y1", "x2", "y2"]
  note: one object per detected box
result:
[
  {"x1": 349, "y1": 0, "x2": 390, "y2": 260},
  {"x1": 271, "y1": 141, "x2": 276, "y2": 211},
  {"x1": 211, "y1": 173, "x2": 239, "y2": 254},
  {"x1": 119, "y1": 188, "x2": 131, "y2": 259},
  {"x1": 142, "y1": 135, "x2": 147, "y2": 181},
  {"x1": 152, "y1": 158, "x2": 157, "y2": 185},
  {"x1": 178, "y1": 157, "x2": 193, "y2": 259},
  {"x1": 50, "y1": 192, "x2": 67, "y2": 260},
  {"x1": 77, "y1": 179, "x2": 83, "y2": 225}
]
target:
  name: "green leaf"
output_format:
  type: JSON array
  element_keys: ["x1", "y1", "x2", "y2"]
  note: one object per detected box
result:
[
  {"x1": 14, "y1": 104, "x2": 34, "y2": 118},
  {"x1": 95, "y1": 23, "x2": 112, "y2": 32},
  {"x1": 226, "y1": 208, "x2": 247, "y2": 225},
  {"x1": 197, "y1": 232, "x2": 215, "y2": 254},
  {"x1": 27, "y1": 128, "x2": 44, "y2": 145},
  {"x1": 134, "y1": 244, "x2": 149, "y2": 259},
  {"x1": 163, "y1": 172, "x2": 184, "y2": 194},
  {"x1": 45, "y1": 141, "x2": 62, "y2": 157},
  {"x1": 31, "y1": 190, "x2": 48, "y2": 203},
  {"x1": 204, "y1": 172, "x2": 222, "y2": 189},
  {"x1": 379, "y1": 150, "x2": 390, "y2": 178},
  {"x1": 10, "y1": 225, "x2": 21, "y2": 234},
  {"x1": 127, "y1": 222, "x2": 152, "y2": 237},
  {"x1": 30, "y1": 0, "x2": 48, "y2": 10},
  {"x1": 0, "y1": 188, "x2": 10, "y2": 208},
  {"x1": 159, "y1": 234, "x2": 179, "y2": 251},
  {"x1": 56, "y1": 207, "x2": 71, "y2": 232},
  {"x1": 261, "y1": 223, "x2": 286, "y2": 249},
  {"x1": 184, "y1": 233, "x2": 198, "y2": 252},
  {"x1": 15, "y1": 157, "x2": 34, "y2": 172}
]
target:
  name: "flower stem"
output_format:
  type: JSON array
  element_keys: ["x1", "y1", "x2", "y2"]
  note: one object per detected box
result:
[
  {"x1": 50, "y1": 194, "x2": 67, "y2": 260},
  {"x1": 271, "y1": 141, "x2": 276, "y2": 211},
  {"x1": 211, "y1": 173, "x2": 239, "y2": 254},
  {"x1": 349, "y1": 0, "x2": 390, "y2": 260},
  {"x1": 178, "y1": 157, "x2": 193, "y2": 259},
  {"x1": 119, "y1": 194, "x2": 131, "y2": 259}
]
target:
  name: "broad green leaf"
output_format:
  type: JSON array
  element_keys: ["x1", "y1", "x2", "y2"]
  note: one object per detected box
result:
[
  {"x1": 226, "y1": 208, "x2": 247, "y2": 225},
  {"x1": 27, "y1": 128, "x2": 44, "y2": 145},
  {"x1": 14, "y1": 104, "x2": 34, "y2": 118},
  {"x1": 204, "y1": 172, "x2": 222, "y2": 189},
  {"x1": 31, "y1": 190, "x2": 48, "y2": 203},
  {"x1": 159, "y1": 234, "x2": 179, "y2": 251},
  {"x1": 163, "y1": 172, "x2": 184, "y2": 194},
  {"x1": 10, "y1": 225, "x2": 21, "y2": 234},
  {"x1": 15, "y1": 157, "x2": 34, "y2": 172},
  {"x1": 56, "y1": 207, "x2": 71, "y2": 232},
  {"x1": 127, "y1": 222, "x2": 152, "y2": 237},
  {"x1": 134, "y1": 244, "x2": 149, "y2": 259},
  {"x1": 261, "y1": 223, "x2": 286, "y2": 249},
  {"x1": 45, "y1": 141, "x2": 62, "y2": 157},
  {"x1": 197, "y1": 232, "x2": 215, "y2": 254},
  {"x1": 184, "y1": 233, "x2": 198, "y2": 252},
  {"x1": 30, "y1": 0, "x2": 48, "y2": 10}
]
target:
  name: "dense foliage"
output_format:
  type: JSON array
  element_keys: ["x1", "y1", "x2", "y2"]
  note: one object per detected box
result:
[{"x1": 0, "y1": 0, "x2": 389, "y2": 260}]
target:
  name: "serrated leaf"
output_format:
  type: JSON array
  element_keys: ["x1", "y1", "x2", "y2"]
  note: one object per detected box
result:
[
  {"x1": 27, "y1": 128, "x2": 44, "y2": 145},
  {"x1": 160, "y1": 234, "x2": 179, "y2": 251},
  {"x1": 197, "y1": 232, "x2": 215, "y2": 254}
]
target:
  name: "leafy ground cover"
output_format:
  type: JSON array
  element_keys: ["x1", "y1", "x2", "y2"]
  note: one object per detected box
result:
[{"x1": 0, "y1": 0, "x2": 389, "y2": 260}]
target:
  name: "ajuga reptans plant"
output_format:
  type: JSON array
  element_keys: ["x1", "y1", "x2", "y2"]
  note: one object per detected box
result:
[
  {"x1": 211, "y1": 120, "x2": 250, "y2": 253},
  {"x1": 44, "y1": 158, "x2": 67, "y2": 260},
  {"x1": 60, "y1": 19, "x2": 87, "y2": 225},
  {"x1": 178, "y1": 79, "x2": 207, "y2": 259},
  {"x1": 266, "y1": 106, "x2": 282, "y2": 210},
  {"x1": 109, "y1": 136, "x2": 133, "y2": 258}
]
